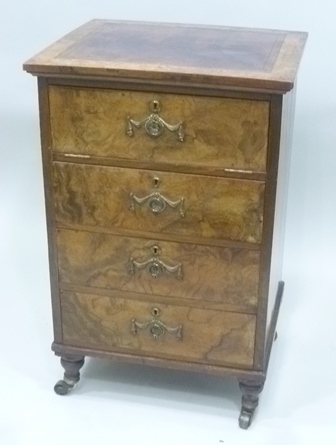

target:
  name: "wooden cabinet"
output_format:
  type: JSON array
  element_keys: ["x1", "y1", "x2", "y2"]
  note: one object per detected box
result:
[{"x1": 23, "y1": 20, "x2": 307, "y2": 429}]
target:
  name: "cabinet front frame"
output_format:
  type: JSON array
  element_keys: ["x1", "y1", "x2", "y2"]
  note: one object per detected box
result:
[{"x1": 38, "y1": 76, "x2": 282, "y2": 374}]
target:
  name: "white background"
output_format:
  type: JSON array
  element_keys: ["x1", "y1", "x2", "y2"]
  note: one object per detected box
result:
[{"x1": 1, "y1": 1, "x2": 336, "y2": 444}]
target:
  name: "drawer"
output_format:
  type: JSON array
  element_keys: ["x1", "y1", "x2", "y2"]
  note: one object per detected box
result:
[
  {"x1": 53, "y1": 163, "x2": 265, "y2": 243},
  {"x1": 49, "y1": 86, "x2": 269, "y2": 172},
  {"x1": 61, "y1": 291, "x2": 256, "y2": 368},
  {"x1": 57, "y1": 229, "x2": 260, "y2": 311}
]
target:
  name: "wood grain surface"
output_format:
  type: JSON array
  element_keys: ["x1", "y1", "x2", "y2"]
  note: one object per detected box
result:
[
  {"x1": 61, "y1": 291, "x2": 256, "y2": 368},
  {"x1": 23, "y1": 20, "x2": 308, "y2": 92},
  {"x1": 53, "y1": 163, "x2": 265, "y2": 243},
  {"x1": 57, "y1": 229, "x2": 260, "y2": 309},
  {"x1": 57, "y1": 22, "x2": 285, "y2": 72},
  {"x1": 49, "y1": 86, "x2": 269, "y2": 172}
]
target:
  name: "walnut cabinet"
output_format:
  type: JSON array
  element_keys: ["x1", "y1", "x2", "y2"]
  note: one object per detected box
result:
[{"x1": 24, "y1": 20, "x2": 307, "y2": 428}]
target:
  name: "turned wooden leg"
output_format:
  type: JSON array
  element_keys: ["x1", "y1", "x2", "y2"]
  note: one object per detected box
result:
[
  {"x1": 238, "y1": 380, "x2": 264, "y2": 429},
  {"x1": 54, "y1": 355, "x2": 85, "y2": 395}
]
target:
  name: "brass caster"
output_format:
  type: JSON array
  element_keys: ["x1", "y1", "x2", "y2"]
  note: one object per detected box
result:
[
  {"x1": 239, "y1": 408, "x2": 253, "y2": 429},
  {"x1": 54, "y1": 380, "x2": 73, "y2": 395},
  {"x1": 54, "y1": 355, "x2": 85, "y2": 395}
]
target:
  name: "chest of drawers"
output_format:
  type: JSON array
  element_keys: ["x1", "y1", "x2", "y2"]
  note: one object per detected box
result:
[{"x1": 23, "y1": 20, "x2": 307, "y2": 428}]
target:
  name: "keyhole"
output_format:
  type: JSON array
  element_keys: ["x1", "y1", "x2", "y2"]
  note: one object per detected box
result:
[
  {"x1": 150, "y1": 100, "x2": 161, "y2": 113},
  {"x1": 152, "y1": 307, "x2": 161, "y2": 317},
  {"x1": 151, "y1": 245, "x2": 161, "y2": 255},
  {"x1": 152, "y1": 176, "x2": 160, "y2": 188}
]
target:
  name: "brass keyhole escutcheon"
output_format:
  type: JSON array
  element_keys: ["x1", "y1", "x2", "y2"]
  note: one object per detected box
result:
[
  {"x1": 126, "y1": 99, "x2": 185, "y2": 141},
  {"x1": 151, "y1": 307, "x2": 161, "y2": 317},
  {"x1": 152, "y1": 176, "x2": 160, "y2": 188},
  {"x1": 131, "y1": 306, "x2": 182, "y2": 341},
  {"x1": 128, "y1": 244, "x2": 182, "y2": 280},
  {"x1": 145, "y1": 102, "x2": 164, "y2": 137},
  {"x1": 150, "y1": 100, "x2": 161, "y2": 113},
  {"x1": 152, "y1": 246, "x2": 160, "y2": 255}
]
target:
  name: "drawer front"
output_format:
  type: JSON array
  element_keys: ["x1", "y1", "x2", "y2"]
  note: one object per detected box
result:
[
  {"x1": 61, "y1": 291, "x2": 256, "y2": 368},
  {"x1": 53, "y1": 163, "x2": 265, "y2": 243},
  {"x1": 57, "y1": 229, "x2": 260, "y2": 310},
  {"x1": 49, "y1": 86, "x2": 269, "y2": 172}
]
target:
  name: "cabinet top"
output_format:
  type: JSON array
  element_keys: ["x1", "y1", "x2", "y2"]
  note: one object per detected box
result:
[{"x1": 23, "y1": 19, "x2": 307, "y2": 92}]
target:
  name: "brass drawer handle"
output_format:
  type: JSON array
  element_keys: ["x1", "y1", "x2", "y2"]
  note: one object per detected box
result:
[
  {"x1": 126, "y1": 100, "x2": 185, "y2": 141},
  {"x1": 129, "y1": 191, "x2": 185, "y2": 217},
  {"x1": 131, "y1": 307, "x2": 183, "y2": 340},
  {"x1": 129, "y1": 245, "x2": 183, "y2": 280}
]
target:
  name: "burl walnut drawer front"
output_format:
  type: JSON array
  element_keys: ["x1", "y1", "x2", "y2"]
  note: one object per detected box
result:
[
  {"x1": 61, "y1": 291, "x2": 256, "y2": 368},
  {"x1": 49, "y1": 86, "x2": 269, "y2": 172},
  {"x1": 57, "y1": 229, "x2": 260, "y2": 310},
  {"x1": 53, "y1": 163, "x2": 265, "y2": 243}
]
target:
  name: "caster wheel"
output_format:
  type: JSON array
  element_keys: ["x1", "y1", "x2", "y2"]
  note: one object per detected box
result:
[
  {"x1": 274, "y1": 331, "x2": 278, "y2": 341},
  {"x1": 239, "y1": 409, "x2": 253, "y2": 429},
  {"x1": 54, "y1": 380, "x2": 73, "y2": 395}
]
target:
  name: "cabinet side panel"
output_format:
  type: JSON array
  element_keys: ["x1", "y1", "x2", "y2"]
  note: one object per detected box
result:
[
  {"x1": 254, "y1": 87, "x2": 296, "y2": 370},
  {"x1": 37, "y1": 77, "x2": 62, "y2": 343},
  {"x1": 253, "y1": 95, "x2": 283, "y2": 370},
  {"x1": 266, "y1": 86, "x2": 297, "y2": 338}
]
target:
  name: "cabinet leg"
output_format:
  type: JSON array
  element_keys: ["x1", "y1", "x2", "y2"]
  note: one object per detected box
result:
[
  {"x1": 238, "y1": 380, "x2": 264, "y2": 429},
  {"x1": 54, "y1": 355, "x2": 85, "y2": 395}
]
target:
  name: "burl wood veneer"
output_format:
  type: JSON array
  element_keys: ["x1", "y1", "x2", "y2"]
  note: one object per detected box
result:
[
  {"x1": 23, "y1": 20, "x2": 307, "y2": 429},
  {"x1": 49, "y1": 86, "x2": 269, "y2": 172},
  {"x1": 53, "y1": 163, "x2": 265, "y2": 243},
  {"x1": 57, "y1": 229, "x2": 260, "y2": 310},
  {"x1": 61, "y1": 291, "x2": 256, "y2": 368}
]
